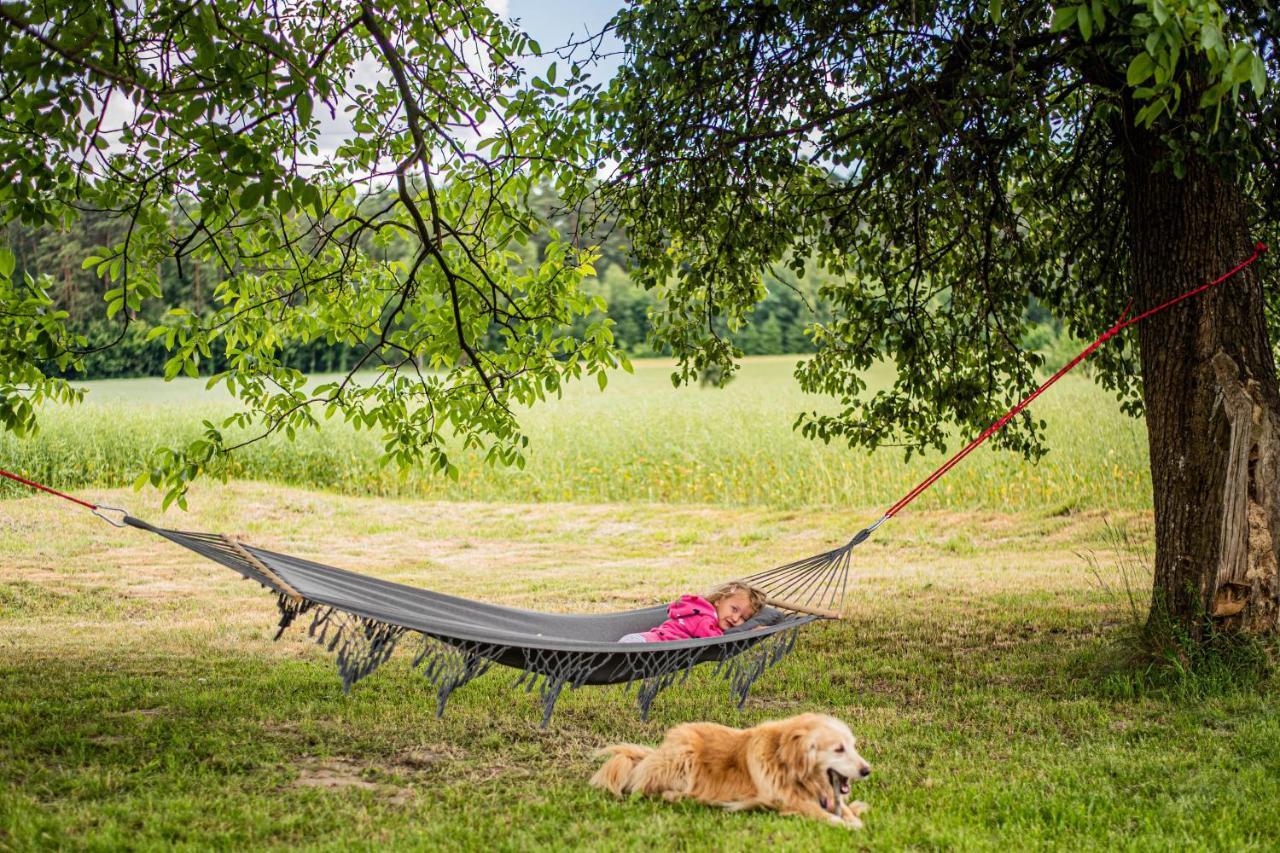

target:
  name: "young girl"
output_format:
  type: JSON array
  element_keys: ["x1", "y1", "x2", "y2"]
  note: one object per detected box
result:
[{"x1": 618, "y1": 581, "x2": 766, "y2": 643}]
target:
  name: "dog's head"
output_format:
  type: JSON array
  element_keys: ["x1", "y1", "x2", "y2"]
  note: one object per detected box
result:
[{"x1": 777, "y1": 713, "x2": 870, "y2": 811}]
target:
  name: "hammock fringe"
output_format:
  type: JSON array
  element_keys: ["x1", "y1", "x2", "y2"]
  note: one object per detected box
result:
[
  {"x1": 412, "y1": 636, "x2": 504, "y2": 717},
  {"x1": 716, "y1": 626, "x2": 801, "y2": 709},
  {"x1": 302, "y1": 604, "x2": 407, "y2": 692}
]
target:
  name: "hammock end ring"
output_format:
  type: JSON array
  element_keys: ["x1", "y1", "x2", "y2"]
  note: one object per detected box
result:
[{"x1": 92, "y1": 505, "x2": 130, "y2": 528}]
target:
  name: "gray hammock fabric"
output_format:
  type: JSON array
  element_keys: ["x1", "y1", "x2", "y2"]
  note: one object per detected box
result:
[{"x1": 124, "y1": 515, "x2": 861, "y2": 724}]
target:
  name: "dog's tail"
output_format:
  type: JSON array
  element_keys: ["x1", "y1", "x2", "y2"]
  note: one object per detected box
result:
[{"x1": 589, "y1": 743, "x2": 652, "y2": 796}]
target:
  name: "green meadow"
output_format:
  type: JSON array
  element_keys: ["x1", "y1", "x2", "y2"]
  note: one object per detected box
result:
[
  {"x1": 0, "y1": 356, "x2": 1151, "y2": 512},
  {"x1": 4, "y1": 358, "x2": 1278, "y2": 851}
]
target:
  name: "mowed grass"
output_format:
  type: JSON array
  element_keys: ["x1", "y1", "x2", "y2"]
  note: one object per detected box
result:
[
  {"x1": 3, "y1": 483, "x2": 1279, "y2": 850},
  {"x1": 0, "y1": 357, "x2": 1151, "y2": 512}
]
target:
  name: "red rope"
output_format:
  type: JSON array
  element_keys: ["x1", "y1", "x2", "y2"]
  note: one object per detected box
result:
[
  {"x1": 0, "y1": 466, "x2": 98, "y2": 510},
  {"x1": 883, "y1": 241, "x2": 1268, "y2": 519}
]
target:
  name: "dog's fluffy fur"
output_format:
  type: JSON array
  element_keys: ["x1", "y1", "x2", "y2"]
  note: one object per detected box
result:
[{"x1": 590, "y1": 713, "x2": 870, "y2": 828}]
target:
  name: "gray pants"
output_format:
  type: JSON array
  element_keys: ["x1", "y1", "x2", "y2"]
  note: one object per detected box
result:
[{"x1": 618, "y1": 633, "x2": 648, "y2": 643}]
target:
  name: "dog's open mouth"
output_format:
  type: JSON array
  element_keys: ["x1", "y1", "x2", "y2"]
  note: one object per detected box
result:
[{"x1": 824, "y1": 769, "x2": 850, "y2": 813}]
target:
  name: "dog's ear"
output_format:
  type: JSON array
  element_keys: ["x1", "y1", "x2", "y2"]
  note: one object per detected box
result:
[{"x1": 777, "y1": 724, "x2": 815, "y2": 777}]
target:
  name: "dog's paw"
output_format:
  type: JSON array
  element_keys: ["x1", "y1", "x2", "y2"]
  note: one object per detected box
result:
[
  {"x1": 838, "y1": 801, "x2": 866, "y2": 829},
  {"x1": 825, "y1": 810, "x2": 862, "y2": 830}
]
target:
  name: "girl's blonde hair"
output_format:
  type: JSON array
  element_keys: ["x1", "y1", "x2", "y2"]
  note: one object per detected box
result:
[{"x1": 705, "y1": 581, "x2": 766, "y2": 616}]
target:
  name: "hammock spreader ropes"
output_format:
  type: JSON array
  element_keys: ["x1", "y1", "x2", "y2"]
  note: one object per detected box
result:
[{"x1": 1, "y1": 242, "x2": 1267, "y2": 724}]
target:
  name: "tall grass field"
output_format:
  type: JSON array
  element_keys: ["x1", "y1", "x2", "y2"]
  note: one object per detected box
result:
[{"x1": 0, "y1": 356, "x2": 1151, "y2": 513}]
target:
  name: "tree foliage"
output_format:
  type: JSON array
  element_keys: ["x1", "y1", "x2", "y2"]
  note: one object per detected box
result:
[
  {"x1": 4, "y1": 0, "x2": 1276, "y2": 516},
  {"x1": 0, "y1": 0, "x2": 621, "y2": 506},
  {"x1": 605, "y1": 0, "x2": 1277, "y2": 458},
  {"x1": 5, "y1": 190, "x2": 840, "y2": 376}
]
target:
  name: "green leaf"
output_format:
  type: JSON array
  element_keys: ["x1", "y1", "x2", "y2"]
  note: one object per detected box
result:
[
  {"x1": 1153, "y1": 57, "x2": 1170, "y2": 86},
  {"x1": 1077, "y1": 5, "x2": 1092, "y2": 41},
  {"x1": 1199, "y1": 24, "x2": 1225, "y2": 57},
  {"x1": 1050, "y1": 5, "x2": 1077, "y2": 33},
  {"x1": 1231, "y1": 47, "x2": 1256, "y2": 85},
  {"x1": 0, "y1": 247, "x2": 13, "y2": 278},
  {"x1": 988, "y1": 0, "x2": 1002, "y2": 24},
  {"x1": 1126, "y1": 53, "x2": 1155, "y2": 87},
  {"x1": 183, "y1": 98, "x2": 207, "y2": 122},
  {"x1": 240, "y1": 181, "x2": 266, "y2": 210},
  {"x1": 1251, "y1": 54, "x2": 1267, "y2": 95},
  {"x1": 297, "y1": 91, "x2": 313, "y2": 126}
]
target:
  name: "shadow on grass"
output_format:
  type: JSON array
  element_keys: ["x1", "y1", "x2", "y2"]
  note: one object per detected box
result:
[
  {"x1": 1071, "y1": 613, "x2": 1277, "y2": 702},
  {"x1": 1073, "y1": 518, "x2": 1277, "y2": 702}
]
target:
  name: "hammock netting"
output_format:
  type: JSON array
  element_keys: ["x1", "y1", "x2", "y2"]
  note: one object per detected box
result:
[{"x1": 124, "y1": 515, "x2": 857, "y2": 725}]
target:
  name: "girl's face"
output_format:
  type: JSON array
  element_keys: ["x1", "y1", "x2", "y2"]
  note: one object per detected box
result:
[{"x1": 714, "y1": 590, "x2": 755, "y2": 630}]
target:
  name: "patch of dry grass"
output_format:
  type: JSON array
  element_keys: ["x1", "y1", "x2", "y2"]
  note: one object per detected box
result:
[{"x1": 0, "y1": 481, "x2": 1144, "y2": 639}]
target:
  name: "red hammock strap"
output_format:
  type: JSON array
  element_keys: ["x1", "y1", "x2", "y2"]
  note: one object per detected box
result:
[
  {"x1": 0, "y1": 466, "x2": 97, "y2": 509},
  {"x1": 882, "y1": 241, "x2": 1268, "y2": 521}
]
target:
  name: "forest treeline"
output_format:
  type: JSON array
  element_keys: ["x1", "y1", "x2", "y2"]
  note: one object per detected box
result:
[{"x1": 2, "y1": 190, "x2": 1070, "y2": 380}]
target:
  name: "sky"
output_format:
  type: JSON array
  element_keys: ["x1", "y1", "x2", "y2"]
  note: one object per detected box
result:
[
  {"x1": 504, "y1": 0, "x2": 623, "y2": 68},
  {"x1": 504, "y1": 0, "x2": 626, "y2": 80},
  {"x1": 304, "y1": 0, "x2": 626, "y2": 166}
]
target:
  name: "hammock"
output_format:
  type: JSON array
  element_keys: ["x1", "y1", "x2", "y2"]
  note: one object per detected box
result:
[
  {"x1": 1, "y1": 243, "x2": 1264, "y2": 725},
  {"x1": 124, "y1": 515, "x2": 854, "y2": 725}
]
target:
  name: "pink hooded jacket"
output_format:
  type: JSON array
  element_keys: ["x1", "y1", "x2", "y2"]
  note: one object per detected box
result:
[{"x1": 640, "y1": 595, "x2": 723, "y2": 642}]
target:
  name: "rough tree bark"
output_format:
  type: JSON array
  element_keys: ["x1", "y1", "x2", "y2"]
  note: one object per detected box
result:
[{"x1": 1124, "y1": 139, "x2": 1280, "y2": 638}]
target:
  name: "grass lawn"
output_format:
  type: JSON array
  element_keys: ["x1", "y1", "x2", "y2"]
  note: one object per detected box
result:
[{"x1": 3, "y1": 481, "x2": 1278, "y2": 850}]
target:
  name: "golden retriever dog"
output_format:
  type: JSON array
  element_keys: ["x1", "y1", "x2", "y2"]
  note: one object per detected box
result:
[{"x1": 590, "y1": 713, "x2": 870, "y2": 828}]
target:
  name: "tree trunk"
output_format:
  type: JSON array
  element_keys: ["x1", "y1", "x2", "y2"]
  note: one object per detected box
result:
[{"x1": 1124, "y1": 144, "x2": 1280, "y2": 639}]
